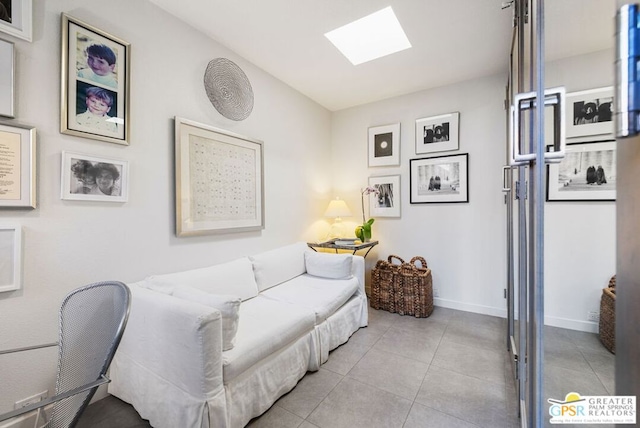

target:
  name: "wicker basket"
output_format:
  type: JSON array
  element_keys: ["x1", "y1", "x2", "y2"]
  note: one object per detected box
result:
[
  {"x1": 370, "y1": 255, "x2": 433, "y2": 318},
  {"x1": 598, "y1": 275, "x2": 616, "y2": 354}
]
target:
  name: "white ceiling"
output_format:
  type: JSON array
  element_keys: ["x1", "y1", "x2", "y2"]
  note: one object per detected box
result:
[{"x1": 149, "y1": 0, "x2": 616, "y2": 112}]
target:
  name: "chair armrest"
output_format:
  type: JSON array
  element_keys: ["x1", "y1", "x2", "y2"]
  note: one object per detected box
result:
[
  {"x1": 112, "y1": 284, "x2": 224, "y2": 397},
  {"x1": 352, "y1": 255, "x2": 365, "y2": 296}
]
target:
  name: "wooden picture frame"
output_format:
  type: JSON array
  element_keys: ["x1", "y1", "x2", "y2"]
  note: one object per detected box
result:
[
  {"x1": 410, "y1": 153, "x2": 469, "y2": 204},
  {"x1": 0, "y1": 0, "x2": 32, "y2": 42},
  {"x1": 369, "y1": 175, "x2": 401, "y2": 218},
  {"x1": 415, "y1": 112, "x2": 459, "y2": 154},
  {"x1": 0, "y1": 122, "x2": 36, "y2": 208},
  {"x1": 0, "y1": 224, "x2": 21, "y2": 293},
  {"x1": 566, "y1": 87, "x2": 613, "y2": 139},
  {"x1": 175, "y1": 117, "x2": 264, "y2": 236},
  {"x1": 60, "y1": 151, "x2": 129, "y2": 202},
  {"x1": 546, "y1": 139, "x2": 615, "y2": 202},
  {"x1": 368, "y1": 123, "x2": 400, "y2": 167},
  {"x1": 61, "y1": 14, "x2": 131, "y2": 145}
]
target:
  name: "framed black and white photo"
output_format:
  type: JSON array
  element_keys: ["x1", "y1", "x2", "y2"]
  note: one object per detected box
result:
[
  {"x1": 368, "y1": 123, "x2": 400, "y2": 167},
  {"x1": 61, "y1": 14, "x2": 130, "y2": 145},
  {"x1": 0, "y1": 0, "x2": 32, "y2": 42},
  {"x1": 0, "y1": 38, "x2": 14, "y2": 118},
  {"x1": 415, "y1": 112, "x2": 459, "y2": 154},
  {"x1": 566, "y1": 87, "x2": 613, "y2": 139},
  {"x1": 0, "y1": 224, "x2": 21, "y2": 293},
  {"x1": 547, "y1": 140, "x2": 615, "y2": 202},
  {"x1": 175, "y1": 117, "x2": 264, "y2": 236},
  {"x1": 0, "y1": 122, "x2": 36, "y2": 208},
  {"x1": 410, "y1": 153, "x2": 468, "y2": 204},
  {"x1": 369, "y1": 175, "x2": 401, "y2": 218},
  {"x1": 61, "y1": 151, "x2": 129, "y2": 202}
]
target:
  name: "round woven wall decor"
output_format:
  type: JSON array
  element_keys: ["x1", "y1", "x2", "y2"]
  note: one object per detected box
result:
[{"x1": 203, "y1": 58, "x2": 254, "y2": 121}]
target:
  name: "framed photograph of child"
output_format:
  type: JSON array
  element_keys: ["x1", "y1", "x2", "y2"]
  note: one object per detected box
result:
[
  {"x1": 369, "y1": 175, "x2": 401, "y2": 218},
  {"x1": 60, "y1": 151, "x2": 129, "y2": 203},
  {"x1": 565, "y1": 87, "x2": 613, "y2": 139},
  {"x1": 0, "y1": 0, "x2": 32, "y2": 42},
  {"x1": 415, "y1": 112, "x2": 459, "y2": 154},
  {"x1": 368, "y1": 123, "x2": 400, "y2": 167},
  {"x1": 546, "y1": 139, "x2": 616, "y2": 202},
  {"x1": 60, "y1": 14, "x2": 130, "y2": 145}
]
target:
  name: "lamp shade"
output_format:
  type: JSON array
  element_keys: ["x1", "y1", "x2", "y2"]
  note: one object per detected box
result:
[{"x1": 324, "y1": 198, "x2": 352, "y2": 218}]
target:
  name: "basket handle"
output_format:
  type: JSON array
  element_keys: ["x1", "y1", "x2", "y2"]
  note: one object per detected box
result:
[
  {"x1": 400, "y1": 263, "x2": 418, "y2": 274},
  {"x1": 388, "y1": 255, "x2": 405, "y2": 265},
  {"x1": 410, "y1": 256, "x2": 428, "y2": 269}
]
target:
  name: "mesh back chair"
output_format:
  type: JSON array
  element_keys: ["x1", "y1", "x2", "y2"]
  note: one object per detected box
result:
[{"x1": 0, "y1": 281, "x2": 130, "y2": 428}]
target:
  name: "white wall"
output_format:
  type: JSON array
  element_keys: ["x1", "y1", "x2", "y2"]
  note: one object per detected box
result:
[
  {"x1": 331, "y1": 73, "x2": 509, "y2": 316},
  {"x1": 544, "y1": 49, "x2": 616, "y2": 332},
  {"x1": 0, "y1": 0, "x2": 331, "y2": 413},
  {"x1": 330, "y1": 49, "x2": 616, "y2": 333}
]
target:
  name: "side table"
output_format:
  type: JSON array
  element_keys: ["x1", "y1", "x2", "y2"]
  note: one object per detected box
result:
[{"x1": 307, "y1": 239, "x2": 379, "y2": 259}]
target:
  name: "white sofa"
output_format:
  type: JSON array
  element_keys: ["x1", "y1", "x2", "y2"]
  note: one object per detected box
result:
[{"x1": 108, "y1": 242, "x2": 368, "y2": 428}]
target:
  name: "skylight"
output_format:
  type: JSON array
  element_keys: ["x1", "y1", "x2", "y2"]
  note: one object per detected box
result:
[{"x1": 324, "y1": 6, "x2": 412, "y2": 66}]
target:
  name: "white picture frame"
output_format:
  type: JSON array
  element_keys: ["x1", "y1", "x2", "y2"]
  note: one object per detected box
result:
[
  {"x1": 415, "y1": 112, "x2": 459, "y2": 154},
  {"x1": 368, "y1": 123, "x2": 400, "y2": 167},
  {"x1": 369, "y1": 175, "x2": 401, "y2": 218},
  {"x1": 0, "y1": 224, "x2": 21, "y2": 293},
  {"x1": 0, "y1": 38, "x2": 14, "y2": 118},
  {"x1": 566, "y1": 87, "x2": 613, "y2": 139},
  {"x1": 175, "y1": 117, "x2": 264, "y2": 236},
  {"x1": 0, "y1": 0, "x2": 32, "y2": 42},
  {"x1": 60, "y1": 151, "x2": 129, "y2": 202}
]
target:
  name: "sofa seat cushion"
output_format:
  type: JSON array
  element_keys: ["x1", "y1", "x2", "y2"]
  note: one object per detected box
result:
[
  {"x1": 260, "y1": 274, "x2": 360, "y2": 324},
  {"x1": 222, "y1": 296, "x2": 315, "y2": 382}
]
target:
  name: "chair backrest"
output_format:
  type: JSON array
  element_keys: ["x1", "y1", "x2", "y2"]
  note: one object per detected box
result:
[{"x1": 48, "y1": 281, "x2": 130, "y2": 428}]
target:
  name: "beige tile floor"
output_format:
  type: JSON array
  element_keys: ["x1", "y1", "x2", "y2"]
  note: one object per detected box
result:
[{"x1": 78, "y1": 306, "x2": 615, "y2": 428}]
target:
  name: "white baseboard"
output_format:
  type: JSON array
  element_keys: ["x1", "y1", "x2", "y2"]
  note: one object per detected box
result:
[
  {"x1": 543, "y1": 315, "x2": 598, "y2": 333},
  {"x1": 434, "y1": 298, "x2": 599, "y2": 333},
  {"x1": 434, "y1": 297, "x2": 507, "y2": 318}
]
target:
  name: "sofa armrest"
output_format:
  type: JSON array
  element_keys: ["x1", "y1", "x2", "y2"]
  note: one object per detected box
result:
[
  {"x1": 352, "y1": 255, "x2": 365, "y2": 296},
  {"x1": 113, "y1": 284, "x2": 224, "y2": 397}
]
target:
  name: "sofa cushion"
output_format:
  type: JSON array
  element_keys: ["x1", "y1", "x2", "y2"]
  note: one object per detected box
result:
[
  {"x1": 260, "y1": 274, "x2": 360, "y2": 324},
  {"x1": 172, "y1": 286, "x2": 241, "y2": 351},
  {"x1": 222, "y1": 296, "x2": 315, "y2": 382},
  {"x1": 250, "y1": 242, "x2": 308, "y2": 292},
  {"x1": 305, "y1": 251, "x2": 353, "y2": 279},
  {"x1": 146, "y1": 257, "x2": 259, "y2": 301}
]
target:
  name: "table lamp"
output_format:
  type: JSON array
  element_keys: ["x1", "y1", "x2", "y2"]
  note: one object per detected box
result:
[{"x1": 324, "y1": 197, "x2": 352, "y2": 239}]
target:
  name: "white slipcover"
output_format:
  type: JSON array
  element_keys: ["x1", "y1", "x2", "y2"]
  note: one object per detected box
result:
[{"x1": 109, "y1": 246, "x2": 368, "y2": 428}]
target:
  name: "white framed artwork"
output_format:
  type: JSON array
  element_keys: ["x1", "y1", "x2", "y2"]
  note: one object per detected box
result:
[
  {"x1": 368, "y1": 123, "x2": 400, "y2": 167},
  {"x1": 0, "y1": 224, "x2": 21, "y2": 292}
]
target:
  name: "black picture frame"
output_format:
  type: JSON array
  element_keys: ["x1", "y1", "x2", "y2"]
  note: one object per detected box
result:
[{"x1": 410, "y1": 153, "x2": 469, "y2": 204}]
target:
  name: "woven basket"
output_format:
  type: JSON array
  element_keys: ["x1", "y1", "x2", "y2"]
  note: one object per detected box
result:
[
  {"x1": 598, "y1": 275, "x2": 616, "y2": 354},
  {"x1": 370, "y1": 255, "x2": 433, "y2": 318}
]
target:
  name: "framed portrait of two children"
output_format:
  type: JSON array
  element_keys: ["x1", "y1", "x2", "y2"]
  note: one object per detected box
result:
[{"x1": 60, "y1": 14, "x2": 130, "y2": 145}]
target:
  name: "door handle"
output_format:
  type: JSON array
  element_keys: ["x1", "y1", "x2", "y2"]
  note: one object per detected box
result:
[
  {"x1": 502, "y1": 165, "x2": 511, "y2": 192},
  {"x1": 509, "y1": 86, "x2": 566, "y2": 165}
]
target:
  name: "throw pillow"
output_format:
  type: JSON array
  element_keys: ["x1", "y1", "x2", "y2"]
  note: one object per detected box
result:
[
  {"x1": 172, "y1": 286, "x2": 241, "y2": 351},
  {"x1": 304, "y1": 251, "x2": 353, "y2": 279}
]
